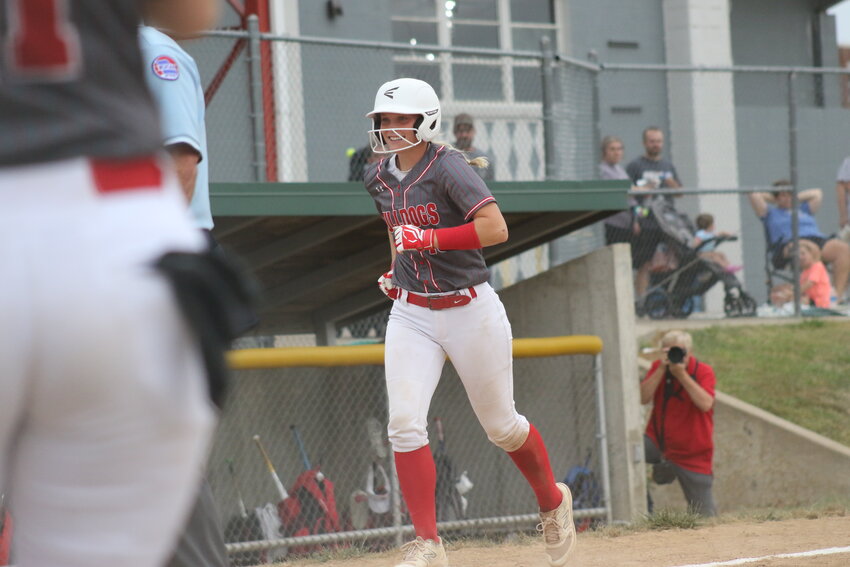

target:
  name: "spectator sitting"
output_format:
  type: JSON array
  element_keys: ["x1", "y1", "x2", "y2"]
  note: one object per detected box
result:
[
  {"x1": 452, "y1": 113, "x2": 494, "y2": 182},
  {"x1": 798, "y1": 239, "x2": 832, "y2": 308},
  {"x1": 770, "y1": 282, "x2": 794, "y2": 307},
  {"x1": 770, "y1": 241, "x2": 833, "y2": 310},
  {"x1": 693, "y1": 213, "x2": 741, "y2": 273},
  {"x1": 748, "y1": 180, "x2": 850, "y2": 303},
  {"x1": 600, "y1": 135, "x2": 655, "y2": 294}
]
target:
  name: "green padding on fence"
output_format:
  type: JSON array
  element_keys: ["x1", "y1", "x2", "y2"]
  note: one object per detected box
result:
[
  {"x1": 228, "y1": 335, "x2": 602, "y2": 369},
  {"x1": 210, "y1": 181, "x2": 629, "y2": 216}
]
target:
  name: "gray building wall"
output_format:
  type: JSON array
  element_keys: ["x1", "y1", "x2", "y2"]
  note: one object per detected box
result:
[
  {"x1": 567, "y1": 0, "x2": 672, "y2": 167},
  {"x1": 298, "y1": 0, "x2": 393, "y2": 182}
]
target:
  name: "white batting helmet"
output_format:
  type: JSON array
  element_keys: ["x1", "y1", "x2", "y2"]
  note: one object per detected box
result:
[{"x1": 366, "y1": 78, "x2": 441, "y2": 153}]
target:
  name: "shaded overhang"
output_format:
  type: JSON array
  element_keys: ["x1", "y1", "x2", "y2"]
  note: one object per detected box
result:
[{"x1": 211, "y1": 180, "x2": 629, "y2": 336}]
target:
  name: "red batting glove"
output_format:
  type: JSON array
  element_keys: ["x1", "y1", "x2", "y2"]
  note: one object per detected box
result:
[
  {"x1": 378, "y1": 270, "x2": 399, "y2": 300},
  {"x1": 393, "y1": 224, "x2": 436, "y2": 253}
]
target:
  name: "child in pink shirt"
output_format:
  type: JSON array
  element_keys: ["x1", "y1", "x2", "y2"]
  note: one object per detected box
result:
[{"x1": 799, "y1": 240, "x2": 832, "y2": 307}]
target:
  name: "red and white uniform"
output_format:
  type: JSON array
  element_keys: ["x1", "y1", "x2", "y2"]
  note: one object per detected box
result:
[
  {"x1": 365, "y1": 145, "x2": 529, "y2": 454},
  {"x1": 0, "y1": 3, "x2": 214, "y2": 566}
]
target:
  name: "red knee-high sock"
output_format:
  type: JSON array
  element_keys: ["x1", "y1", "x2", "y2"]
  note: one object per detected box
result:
[
  {"x1": 507, "y1": 424, "x2": 563, "y2": 512},
  {"x1": 394, "y1": 446, "x2": 439, "y2": 541}
]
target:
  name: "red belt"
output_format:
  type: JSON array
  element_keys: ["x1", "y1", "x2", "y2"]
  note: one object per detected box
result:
[
  {"x1": 90, "y1": 155, "x2": 162, "y2": 194},
  {"x1": 405, "y1": 287, "x2": 477, "y2": 310}
]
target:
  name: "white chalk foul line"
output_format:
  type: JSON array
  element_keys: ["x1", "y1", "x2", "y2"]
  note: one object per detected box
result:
[{"x1": 671, "y1": 545, "x2": 850, "y2": 567}]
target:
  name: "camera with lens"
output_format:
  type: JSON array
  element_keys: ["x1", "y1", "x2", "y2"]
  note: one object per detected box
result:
[{"x1": 667, "y1": 346, "x2": 686, "y2": 364}]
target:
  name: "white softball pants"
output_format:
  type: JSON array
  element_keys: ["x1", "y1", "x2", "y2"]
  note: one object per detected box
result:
[
  {"x1": 385, "y1": 282, "x2": 529, "y2": 453},
  {"x1": 0, "y1": 157, "x2": 215, "y2": 567}
]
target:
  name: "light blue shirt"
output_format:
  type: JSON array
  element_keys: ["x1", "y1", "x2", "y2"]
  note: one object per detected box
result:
[
  {"x1": 139, "y1": 27, "x2": 213, "y2": 230},
  {"x1": 763, "y1": 202, "x2": 823, "y2": 245},
  {"x1": 695, "y1": 229, "x2": 717, "y2": 251}
]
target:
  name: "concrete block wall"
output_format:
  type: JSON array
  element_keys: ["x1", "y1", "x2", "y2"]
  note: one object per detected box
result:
[{"x1": 648, "y1": 391, "x2": 850, "y2": 513}]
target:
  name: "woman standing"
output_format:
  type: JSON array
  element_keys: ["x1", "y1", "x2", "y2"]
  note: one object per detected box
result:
[{"x1": 364, "y1": 78, "x2": 576, "y2": 567}]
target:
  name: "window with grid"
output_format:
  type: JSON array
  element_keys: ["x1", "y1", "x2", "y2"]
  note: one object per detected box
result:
[{"x1": 390, "y1": 0, "x2": 558, "y2": 103}]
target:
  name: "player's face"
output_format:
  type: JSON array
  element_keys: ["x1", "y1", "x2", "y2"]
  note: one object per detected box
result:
[{"x1": 380, "y1": 113, "x2": 420, "y2": 151}]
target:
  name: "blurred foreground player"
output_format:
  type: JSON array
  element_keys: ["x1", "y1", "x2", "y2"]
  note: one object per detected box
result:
[
  {"x1": 140, "y1": 3, "x2": 233, "y2": 566},
  {"x1": 0, "y1": 2, "x2": 243, "y2": 566}
]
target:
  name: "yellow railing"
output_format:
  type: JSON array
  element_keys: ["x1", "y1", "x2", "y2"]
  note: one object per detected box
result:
[{"x1": 227, "y1": 335, "x2": 602, "y2": 370}]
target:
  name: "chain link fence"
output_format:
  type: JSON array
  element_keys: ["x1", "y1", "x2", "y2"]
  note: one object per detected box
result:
[
  {"x1": 206, "y1": 342, "x2": 607, "y2": 565},
  {"x1": 197, "y1": 27, "x2": 600, "y2": 184}
]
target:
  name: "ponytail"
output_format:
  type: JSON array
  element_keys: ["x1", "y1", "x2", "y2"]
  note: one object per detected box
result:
[{"x1": 435, "y1": 141, "x2": 490, "y2": 171}]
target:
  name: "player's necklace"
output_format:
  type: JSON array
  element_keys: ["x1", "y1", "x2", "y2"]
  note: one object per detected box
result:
[{"x1": 394, "y1": 156, "x2": 412, "y2": 174}]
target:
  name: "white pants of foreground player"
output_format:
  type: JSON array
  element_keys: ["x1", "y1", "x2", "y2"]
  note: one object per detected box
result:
[
  {"x1": 0, "y1": 157, "x2": 215, "y2": 567},
  {"x1": 385, "y1": 282, "x2": 529, "y2": 453}
]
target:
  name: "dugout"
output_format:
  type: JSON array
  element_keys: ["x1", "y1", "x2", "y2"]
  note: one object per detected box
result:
[
  {"x1": 211, "y1": 179, "x2": 630, "y2": 341},
  {"x1": 209, "y1": 179, "x2": 648, "y2": 528}
]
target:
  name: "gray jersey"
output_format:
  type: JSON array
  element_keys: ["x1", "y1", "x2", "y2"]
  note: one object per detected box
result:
[
  {"x1": 365, "y1": 144, "x2": 496, "y2": 293},
  {"x1": 0, "y1": 0, "x2": 161, "y2": 166}
]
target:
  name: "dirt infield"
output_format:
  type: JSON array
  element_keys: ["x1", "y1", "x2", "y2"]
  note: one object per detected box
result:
[{"x1": 273, "y1": 515, "x2": 850, "y2": 567}]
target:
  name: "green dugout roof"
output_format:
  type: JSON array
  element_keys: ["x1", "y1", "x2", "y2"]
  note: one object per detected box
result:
[{"x1": 211, "y1": 180, "x2": 629, "y2": 337}]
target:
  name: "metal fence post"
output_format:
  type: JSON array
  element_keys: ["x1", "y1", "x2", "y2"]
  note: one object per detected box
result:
[
  {"x1": 246, "y1": 15, "x2": 268, "y2": 183},
  {"x1": 788, "y1": 71, "x2": 801, "y2": 317},
  {"x1": 589, "y1": 53, "x2": 602, "y2": 166},
  {"x1": 540, "y1": 36, "x2": 556, "y2": 181},
  {"x1": 593, "y1": 353, "x2": 613, "y2": 524}
]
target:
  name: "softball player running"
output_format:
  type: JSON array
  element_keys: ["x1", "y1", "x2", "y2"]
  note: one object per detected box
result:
[
  {"x1": 365, "y1": 78, "x2": 576, "y2": 567},
  {"x1": 0, "y1": 2, "x2": 221, "y2": 566}
]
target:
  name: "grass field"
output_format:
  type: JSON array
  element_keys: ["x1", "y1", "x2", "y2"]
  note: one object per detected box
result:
[{"x1": 687, "y1": 319, "x2": 850, "y2": 447}]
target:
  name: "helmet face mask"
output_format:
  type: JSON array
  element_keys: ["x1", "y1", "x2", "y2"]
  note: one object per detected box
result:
[
  {"x1": 368, "y1": 125, "x2": 422, "y2": 154},
  {"x1": 366, "y1": 78, "x2": 441, "y2": 154}
]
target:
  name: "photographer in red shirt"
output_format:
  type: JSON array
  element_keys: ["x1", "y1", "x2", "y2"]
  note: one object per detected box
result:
[{"x1": 641, "y1": 330, "x2": 717, "y2": 516}]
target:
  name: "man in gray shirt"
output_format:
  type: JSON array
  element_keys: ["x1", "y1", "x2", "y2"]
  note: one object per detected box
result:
[
  {"x1": 626, "y1": 127, "x2": 682, "y2": 196},
  {"x1": 625, "y1": 127, "x2": 683, "y2": 302}
]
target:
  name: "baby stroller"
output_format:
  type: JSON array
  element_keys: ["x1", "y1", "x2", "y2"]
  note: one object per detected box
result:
[{"x1": 637, "y1": 196, "x2": 757, "y2": 319}]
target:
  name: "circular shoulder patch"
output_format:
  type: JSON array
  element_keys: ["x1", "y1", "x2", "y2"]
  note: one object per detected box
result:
[{"x1": 152, "y1": 55, "x2": 179, "y2": 81}]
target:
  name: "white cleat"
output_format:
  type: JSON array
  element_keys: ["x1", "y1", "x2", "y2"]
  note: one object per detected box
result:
[
  {"x1": 537, "y1": 483, "x2": 577, "y2": 566},
  {"x1": 393, "y1": 537, "x2": 448, "y2": 567}
]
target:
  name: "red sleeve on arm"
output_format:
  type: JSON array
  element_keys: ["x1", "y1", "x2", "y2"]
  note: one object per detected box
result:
[{"x1": 434, "y1": 223, "x2": 481, "y2": 250}]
